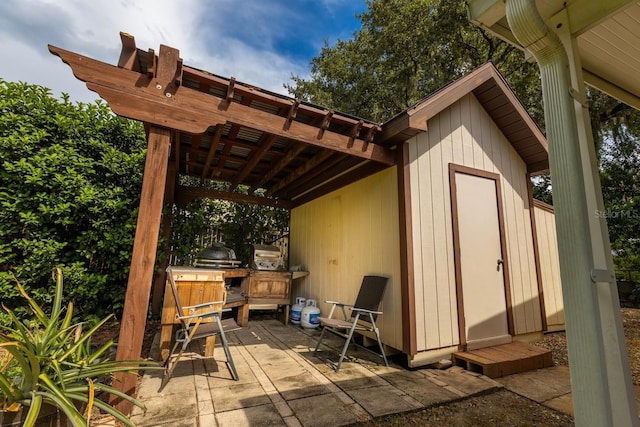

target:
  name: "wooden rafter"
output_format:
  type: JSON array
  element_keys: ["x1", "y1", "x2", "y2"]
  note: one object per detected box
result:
[
  {"x1": 291, "y1": 160, "x2": 388, "y2": 207},
  {"x1": 348, "y1": 120, "x2": 364, "y2": 148},
  {"x1": 200, "y1": 124, "x2": 224, "y2": 182},
  {"x1": 117, "y1": 33, "x2": 139, "y2": 71},
  {"x1": 362, "y1": 126, "x2": 376, "y2": 152},
  {"x1": 317, "y1": 110, "x2": 333, "y2": 139},
  {"x1": 146, "y1": 48, "x2": 156, "y2": 78},
  {"x1": 226, "y1": 77, "x2": 236, "y2": 103},
  {"x1": 249, "y1": 142, "x2": 307, "y2": 193},
  {"x1": 229, "y1": 134, "x2": 278, "y2": 192},
  {"x1": 271, "y1": 153, "x2": 351, "y2": 199},
  {"x1": 284, "y1": 99, "x2": 300, "y2": 131},
  {"x1": 266, "y1": 149, "x2": 335, "y2": 196}
]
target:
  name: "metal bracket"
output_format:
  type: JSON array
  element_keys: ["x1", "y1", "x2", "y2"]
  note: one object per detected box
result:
[
  {"x1": 569, "y1": 87, "x2": 588, "y2": 108},
  {"x1": 590, "y1": 269, "x2": 616, "y2": 284}
]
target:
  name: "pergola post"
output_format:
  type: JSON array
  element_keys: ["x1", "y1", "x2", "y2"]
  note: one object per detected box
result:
[
  {"x1": 111, "y1": 126, "x2": 171, "y2": 414},
  {"x1": 506, "y1": 1, "x2": 638, "y2": 425},
  {"x1": 151, "y1": 162, "x2": 177, "y2": 315}
]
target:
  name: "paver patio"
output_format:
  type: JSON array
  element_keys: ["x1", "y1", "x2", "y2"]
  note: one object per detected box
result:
[{"x1": 130, "y1": 315, "x2": 503, "y2": 426}]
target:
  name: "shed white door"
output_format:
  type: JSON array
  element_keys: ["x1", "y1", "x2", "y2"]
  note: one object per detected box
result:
[{"x1": 454, "y1": 171, "x2": 511, "y2": 350}]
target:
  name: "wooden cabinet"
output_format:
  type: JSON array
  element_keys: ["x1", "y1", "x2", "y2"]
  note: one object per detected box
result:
[
  {"x1": 159, "y1": 268, "x2": 294, "y2": 360},
  {"x1": 159, "y1": 267, "x2": 249, "y2": 361},
  {"x1": 242, "y1": 271, "x2": 292, "y2": 304}
]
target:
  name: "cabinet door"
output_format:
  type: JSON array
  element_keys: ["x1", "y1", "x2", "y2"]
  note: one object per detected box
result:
[{"x1": 247, "y1": 272, "x2": 291, "y2": 299}]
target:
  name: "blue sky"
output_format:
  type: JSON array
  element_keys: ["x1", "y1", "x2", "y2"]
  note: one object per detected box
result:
[{"x1": 0, "y1": 0, "x2": 365, "y2": 104}]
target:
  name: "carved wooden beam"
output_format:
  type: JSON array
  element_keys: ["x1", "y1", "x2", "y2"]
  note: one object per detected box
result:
[{"x1": 48, "y1": 44, "x2": 394, "y2": 164}]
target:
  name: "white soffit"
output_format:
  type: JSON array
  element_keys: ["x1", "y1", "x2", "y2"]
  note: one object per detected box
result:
[{"x1": 468, "y1": 0, "x2": 640, "y2": 110}]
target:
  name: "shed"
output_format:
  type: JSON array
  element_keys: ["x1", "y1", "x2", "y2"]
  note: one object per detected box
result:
[
  {"x1": 49, "y1": 34, "x2": 563, "y2": 406},
  {"x1": 290, "y1": 62, "x2": 563, "y2": 367}
]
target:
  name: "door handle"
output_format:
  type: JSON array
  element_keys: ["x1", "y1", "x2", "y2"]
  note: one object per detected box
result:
[{"x1": 497, "y1": 259, "x2": 504, "y2": 271}]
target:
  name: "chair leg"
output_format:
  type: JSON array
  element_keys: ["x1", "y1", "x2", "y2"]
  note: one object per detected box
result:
[
  {"x1": 216, "y1": 317, "x2": 239, "y2": 381},
  {"x1": 160, "y1": 337, "x2": 190, "y2": 391},
  {"x1": 368, "y1": 315, "x2": 388, "y2": 367},
  {"x1": 373, "y1": 326, "x2": 388, "y2": 367},
  {"x1": 314, "y1": 326, "x2": 328, "y2": 355},
  {"x1": 333, "y1": 315, "x2": 361, "y2": 372}
]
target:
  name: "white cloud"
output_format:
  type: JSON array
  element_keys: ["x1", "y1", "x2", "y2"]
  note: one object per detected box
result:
[{"x1": 0, "y1": 0, "x2": 360, "y2": 103}]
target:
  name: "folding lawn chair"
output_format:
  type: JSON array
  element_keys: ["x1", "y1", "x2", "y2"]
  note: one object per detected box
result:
[
  {"x1": 160, "y1": 267, "x2": 241, "y2": 391},
  {"x1": 313, "y1": 275, "x2": 389, "y2": 371}
]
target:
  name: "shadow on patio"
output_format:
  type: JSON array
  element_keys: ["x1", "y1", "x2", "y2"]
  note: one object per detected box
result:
[{"x1": 130, "y1": 315, "x2": 503, "y2": 427}]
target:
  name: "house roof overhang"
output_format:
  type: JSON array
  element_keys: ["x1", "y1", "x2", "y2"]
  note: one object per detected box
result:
[
  {"x1": 378, "y1": 62, "x2": 550, "y2": 174},
  {"x1": 49, "y1": 33, "x2": 395, "y2": 209},
  {"x1": 467, "y1": 0, "x2": 640, "y2": 111}
]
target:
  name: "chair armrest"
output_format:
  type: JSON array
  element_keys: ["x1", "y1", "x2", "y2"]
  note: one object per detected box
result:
[
  {"x1": 351, "y1": 308, "x2": 383, "y2": 315},
  {"x1": 324, "y1": 301, "x2": 352, "y2": 320},
  {"x1": 325, "y1": 300, "x2": 352, "y2": 307},
  {"x1": 178, "y1": 305, "x2": 231, "y2": 320},
  {"x1": 185, "y1": 301, "x2": 226, "y2": 310}
]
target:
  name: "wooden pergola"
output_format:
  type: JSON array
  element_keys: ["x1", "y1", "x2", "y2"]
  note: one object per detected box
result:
[{"x1": 49, "y1": 32, "x2": 396, "y2": 412}]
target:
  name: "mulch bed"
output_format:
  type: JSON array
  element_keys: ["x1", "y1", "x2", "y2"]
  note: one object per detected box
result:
[{"x1": 535, "y1": 307, "x2": 640, "y2": 385}]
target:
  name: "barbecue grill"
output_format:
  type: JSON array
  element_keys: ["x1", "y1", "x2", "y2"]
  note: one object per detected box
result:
[
  {"x1": 250, "y1": 244, "x2": 285, "y2": 271},
  {"x1": 193, "y1": 243, "x2": 242, "y2": 269}
]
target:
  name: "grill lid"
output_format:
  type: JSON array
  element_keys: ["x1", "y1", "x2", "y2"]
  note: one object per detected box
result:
[{"x1": 194, "y1": 243, "x2": 241, "y2": 269}]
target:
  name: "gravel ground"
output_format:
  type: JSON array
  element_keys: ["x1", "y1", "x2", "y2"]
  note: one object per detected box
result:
[{"x1": 353, "y1": 306, "x2": 640, "y2": 427}]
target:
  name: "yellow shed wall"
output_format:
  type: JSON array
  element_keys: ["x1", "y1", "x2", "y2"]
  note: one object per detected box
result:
[
  {"x1": 289, "y1": 167, "x2": 403, "y2": 351},
  {"x1": 408, "y1": 93, "x2": 543, "y2": 352},
  {"x1": 534, "y1": 205, "x2": 565, "y2": 329}
]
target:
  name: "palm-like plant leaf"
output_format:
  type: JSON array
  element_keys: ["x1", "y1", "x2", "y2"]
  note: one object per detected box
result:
[{"x1": 0, "y1": 269, "x2": 161, "y2": 426}]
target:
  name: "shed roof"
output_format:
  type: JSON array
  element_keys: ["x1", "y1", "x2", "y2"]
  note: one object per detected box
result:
[{"x1": 379, "y1": 62, "x2": 549, "y2": 174}]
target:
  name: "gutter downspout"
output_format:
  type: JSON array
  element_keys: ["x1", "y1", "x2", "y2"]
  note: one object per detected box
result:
[{"x1": 505, "y1": 1, "x2": 638, "y2": 426}]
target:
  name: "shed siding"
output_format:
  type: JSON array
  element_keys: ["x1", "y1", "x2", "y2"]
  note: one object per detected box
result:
[
  {"x1": 289, "y1": 168, "x2": 403, "y2": 350},
  {"x1": 534, "y1": 204, "x2": 565, "y2": 329},
  {"x1": 409, "y1": 93, "x2": 542, "y2": 352}
]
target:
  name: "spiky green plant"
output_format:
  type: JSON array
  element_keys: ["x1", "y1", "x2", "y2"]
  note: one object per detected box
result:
[{"x1": 0, "y1": 268, "x2": 160, "y2": 426}]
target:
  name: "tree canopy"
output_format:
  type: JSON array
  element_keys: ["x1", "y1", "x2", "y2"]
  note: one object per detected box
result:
[
  {"x1": 286, "y1": 0, "x2": 543, "y2": 125},
  {"x1": 287, "y1": 0, "x2": 640, "y2": 275}
]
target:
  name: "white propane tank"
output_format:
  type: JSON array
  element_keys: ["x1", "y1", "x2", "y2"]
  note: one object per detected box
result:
[
  {"x1": 301, "y1": 299, "x2": 321, "y2": 329},
  {"x1": 290, "y1": 297, "x2": 306, "y2": 325}
]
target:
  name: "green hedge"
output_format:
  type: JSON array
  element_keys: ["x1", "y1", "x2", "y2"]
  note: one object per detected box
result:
[{"x1": 0, "y1": 80, "x2": 146, "y2": 322}]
